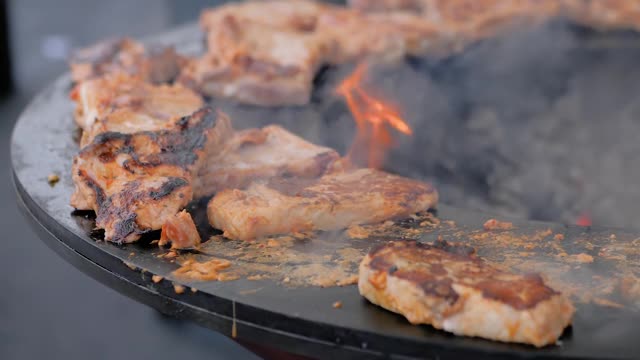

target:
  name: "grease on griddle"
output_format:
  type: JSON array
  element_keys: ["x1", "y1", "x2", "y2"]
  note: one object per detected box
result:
[
  {"x1": 483, "y1": 218, "x2": 514, "y2": 231},
  {"x1": 160, "y1": 209, "x2": 638, "y2": 310}
]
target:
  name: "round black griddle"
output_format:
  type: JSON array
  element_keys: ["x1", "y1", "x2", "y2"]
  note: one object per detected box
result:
[{"x1": 11, "y1": 23, "x2": 640, "y2": 360}]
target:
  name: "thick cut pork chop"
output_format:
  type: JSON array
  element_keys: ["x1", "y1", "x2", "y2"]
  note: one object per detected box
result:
[
  {"x1": 70, "y1": 37, "x2": 183, "y2": 84},
  {"x1": 70, "y1": 74, "x2": 204, "y2": 146},
  {"x1": 71, "y1": 107, "x2": 227, "y2": 245},
  {"x1": 359, "y1": 240, "x2": 574, "y2": 347},
  {"x1": 181, "y1": 13, "x2": 334, "y2": 106},
  {"x1": 207, "y1": 168, "x2": 438, "y2": 240},
  {"x1": 194, "y1": 124, "x2": 339, "y2": 197}
]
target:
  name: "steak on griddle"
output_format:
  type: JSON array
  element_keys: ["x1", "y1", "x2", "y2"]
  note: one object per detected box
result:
[
  {"x1": 70, "y1": 73, "x2": 204, "y2": 147},
  {"x1": 70, "y1": 37, "x2": 183, "y2": 85},
  {"x1": 71, "y1": 107, "x2": 229, "y2": 244},
  {"x1": 207, "y1": 167, "x2": 438, "y2": 240},
  {"x1": 194, "y1": 123, "x2": 340, "y2": 198},
  {"x1": 359, "y1": 240, "x2": 574, "y2": 347}
]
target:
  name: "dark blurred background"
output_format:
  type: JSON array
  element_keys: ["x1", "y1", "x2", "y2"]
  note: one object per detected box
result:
[{"x1": 1, "y1": 1, "x2": 262, "y2": 359}]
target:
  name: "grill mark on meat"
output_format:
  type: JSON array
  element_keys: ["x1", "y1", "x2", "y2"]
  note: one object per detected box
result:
[
  {"x1": 149, "y1": 177, "x2": 189, "y2": 200},
  {"x1": 73, "y1": 106, "x2": 219, "y2": 243},
  {"x1": 77, "y1": 169, "x2": 106, "y2": 206},
  {"x1": 81, "y1": 107, "x2": 214, "y2": 169},
  {"x1": 368, "y1": 240, "x2": 558, "y2": 309}
]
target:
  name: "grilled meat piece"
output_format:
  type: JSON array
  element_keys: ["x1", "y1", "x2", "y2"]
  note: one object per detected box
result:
[
  {"x1": 359, "y1": 240, "x2": 574, "y2": 347},
  {"x1": 181, "y1": 13, "x2": 334, "y2": 106},
  {"x1": 207, "y1": 168, "x2": 438, "y2": 240},
  {"x1": 350, "y1": 0, "x2": 560, "y2": 45},
  {"x1": 70, "y1": 73, "x2": 204, "y2": 146},
  {"x1": 159, "y1": 210, "x2": 202, "y2": 249},
  {"x1": 199, "y1": 0, "x2": 326, "y2": 34},
  {"x1": 562, "y1": 0, "x2": 640, "y2": 32},
  {"x1": 70, "y1": 107, "x2": 227, "y2": 244},
  {"x1": 70, "y1": 37, "x2": 183, "y2": 84},
  {"x1": 195, "y1": 124, "x2": 339, "y2": 198}
]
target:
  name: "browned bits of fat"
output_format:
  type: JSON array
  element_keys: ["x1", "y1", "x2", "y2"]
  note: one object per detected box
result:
[
  {"x1": 572, "y1": 253, "x2": 594, "y2": 264},
  {"x1": 554, "y1": 234, "x2": 565, "y2": 241},
  {"x1": 173, "y1": 284, "x2": 185, "y2": 294},
  {"x1": 483, "y1": 218, "x2": 514, "y2": 231},
  {"x1": 333, "y1": 301, "x2": 343, "y2": 309},
  {"x1": 151, "y1": 275, "x2": 163, "y2": 283},
  {"x1": 47, "y1": 173, "x2": 60, "y2": 186},
  {"x1": 346, "y1": 224, "x2": 370, "y2": 239}
]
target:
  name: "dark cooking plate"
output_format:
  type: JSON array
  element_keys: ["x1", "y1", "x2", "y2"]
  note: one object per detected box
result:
[{"x1": 11, "y1": 23, "x2": 640, "y2": 359}]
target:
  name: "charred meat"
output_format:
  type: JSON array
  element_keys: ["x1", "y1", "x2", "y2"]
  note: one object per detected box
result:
[{"x1": 70, "y1": 107, "x2": 226, "y2": 244}]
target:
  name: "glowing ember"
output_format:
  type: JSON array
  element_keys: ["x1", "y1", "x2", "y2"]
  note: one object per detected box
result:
[
  {"x1": 576, "y1": 213, "x2": 592, "y2": 227},
  {"x1": 336, "y1": 63, "x2": 412, "y2": 168}
]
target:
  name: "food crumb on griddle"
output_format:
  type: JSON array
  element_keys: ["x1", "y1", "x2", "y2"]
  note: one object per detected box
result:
[
  {"x1": 247, "y1": 274, "x2": 266, "y2": 281},
  {"x1": 173, "y1": 258, "x2": 232, "y2": 281},
  {"x1": 483, "y1": 218, "x2": 513, "y2": 231},
  {"x1": 190, "y1": 287, "x2": 198, "y2": 293},
  {"x1": 123, "y1": 262, "x2": 137, "y2": 271},
  {"x1": 332, "y1": 301, "x2": 342, "y2": 309},
  {"x1": 152, "y1": 275, "x2": 163, "y2": 283},
  {"x1": 47, "y1": 173, "x2": 60, "y2": 186},
  {"x1": 266, "y1": 239, "x2": 280, "y2": 247},
  {"x1": 346, "y1": 224, "x2": 370, "y2": 239},
  {"x1": 336, "y1": 275, "x2": 358, "y2": 286},
  {"x1": 129, "y1": 252, "x2": 135, "y2": 256},
  {"x1": 554, "y1": 234, "x2": 565, "y2": 241},
  {"x1": 173, "y1": 284, "x2": 185, "y2": 294},
  {"x1": 610, "y1": 234, "x2": 617, "y2": 240},
  {"x1": 572, "y1": 253, "x2": 594, "y2": 263},
  {"x1": 283, "y1": 277, "x2": 291, "y2": 283}
]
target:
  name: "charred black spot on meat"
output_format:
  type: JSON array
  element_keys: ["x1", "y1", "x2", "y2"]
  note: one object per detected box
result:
[
  {"x1": 110, "y1": 212, "x2": 141, "y2": 244},
  {"x1": 78, "y1": 169, "x2": 106, "y2": 206},
  {"x1": 149, "y1": 177, "x2": 189, "y2": 200}
]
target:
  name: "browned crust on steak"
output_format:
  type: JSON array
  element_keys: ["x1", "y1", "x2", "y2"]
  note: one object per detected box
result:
[
  {"x1": 359, "y1": 240, "x2": 574, "y2": 347},
  {"x1": 368, "y1": 240, "x2": 558, "y2": 309}
]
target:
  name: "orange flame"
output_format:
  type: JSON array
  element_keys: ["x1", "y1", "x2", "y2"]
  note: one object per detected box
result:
[
  {"x1": 336, "y1": 63, "x2": 412, "y2": 169},
  {"x1": 576, "y1": 213, "x2": 592, "y2": 227}
]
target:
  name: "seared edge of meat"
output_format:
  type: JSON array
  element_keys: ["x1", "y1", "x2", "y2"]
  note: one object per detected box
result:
[{"x1": 359, "y1": 240, "x2": 574, "y2": 347}]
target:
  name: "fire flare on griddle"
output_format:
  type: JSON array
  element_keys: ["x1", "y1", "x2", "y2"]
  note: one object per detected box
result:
[{"x1": 337, "y1": 63, "x2": 413, "y2": 169}]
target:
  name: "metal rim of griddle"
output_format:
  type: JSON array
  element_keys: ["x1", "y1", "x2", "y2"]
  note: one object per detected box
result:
[{"x1": 10, "y1": 22, "x2": 640, "y2": 360}]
